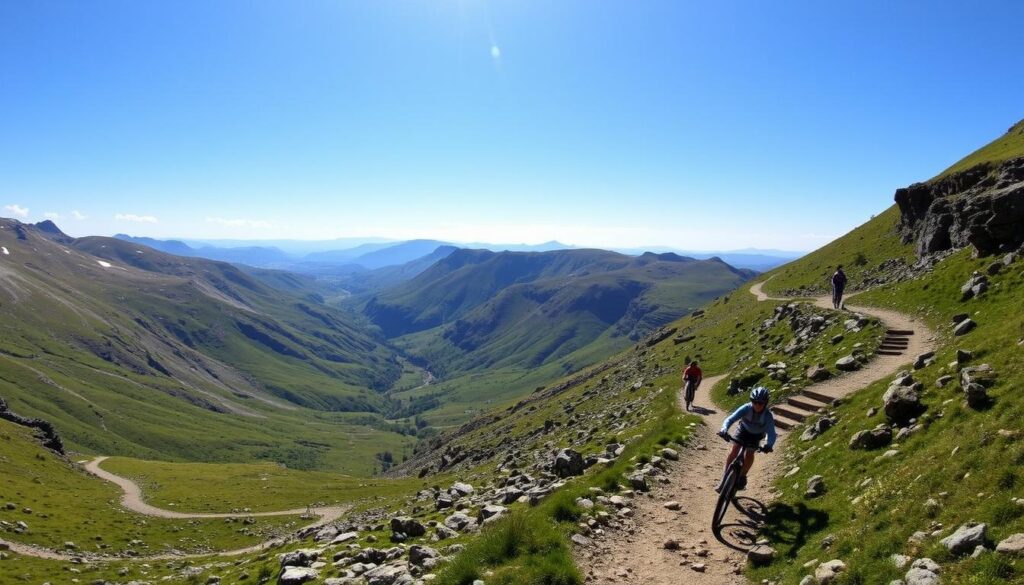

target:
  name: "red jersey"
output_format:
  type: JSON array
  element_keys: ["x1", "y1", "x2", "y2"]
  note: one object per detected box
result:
[{"x1": 683, "y1": 365, "x2": 702, "y2": 381}]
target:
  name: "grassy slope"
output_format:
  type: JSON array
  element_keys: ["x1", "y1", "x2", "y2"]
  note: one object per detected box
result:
[
  {"x1": 100, "y1": 457, "x2": 432, "y2": 513},
  {"x1": 762, "y1": 205, "x2": 914, "y2": 296},
  {"x1": 0, "y1": 419, "x2": 301, "y2": 556},
  {"x1": 934, "y1": 119, "x2": 1024, "y2": 180}
]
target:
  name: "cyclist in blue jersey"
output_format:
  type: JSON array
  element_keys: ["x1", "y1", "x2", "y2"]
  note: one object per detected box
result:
[{"x1": 716, "y1": 386, "x2": 776, "y2": 492}]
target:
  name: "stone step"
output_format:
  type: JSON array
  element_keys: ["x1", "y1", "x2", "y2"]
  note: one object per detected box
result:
[
  {"x1": 774, "y1": 418, "x2": 796, "y2": 431},
  {"x1": 886, "y1": 329, "x2": 915, "y2": 336},
  {"x1": 772, "y1": 405, "x2": 811, "y2": 423},
  {"x1": 880, "y1": 343, "x2": 909, "y2": 350},
  {"x1": 787, "y1": 396, "x2": 828, "y2": 412},
  {"x1": 801, "y1": 389, "x2": 839, "y2": 405},
  {"x1": 877, "y1": 350, "x2": 904, "y2": 356}
]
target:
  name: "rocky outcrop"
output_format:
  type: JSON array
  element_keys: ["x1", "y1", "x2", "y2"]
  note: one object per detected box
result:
[
  {"x1": 895, "y1": 153, "x2": 1024, "y2": 257},
  {"x1": 0, "y1": 396, "x2": 64, "y2": 454}
]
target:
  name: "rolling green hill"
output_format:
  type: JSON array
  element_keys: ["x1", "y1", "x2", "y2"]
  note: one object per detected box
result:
[{"x1": 362, "y1": 249, "x2": 755, "y2": 425}]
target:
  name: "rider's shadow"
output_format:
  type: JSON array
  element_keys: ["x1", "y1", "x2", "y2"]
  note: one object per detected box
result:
[
  {"x1": 716, "y1": 499, "x2": 829, "y2": 555},
  {"x1": 713, "y1": 496, "x2": 771, "y2": 551},
  {"x1": 689, "y1": 404, "x2": 717, "y2": 416}
]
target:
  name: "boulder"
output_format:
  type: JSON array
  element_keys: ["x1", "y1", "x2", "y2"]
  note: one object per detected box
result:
[
  {"x1": 553, "y1": 449, "x2": 585, "y2": 478},
  {"x1": 478, "y1": 505, "x2": 506, "y2": 523},
  {"x1": 408, "y1": 545, "x2": 440, "y2": 566},
  {"x1": 661, "y1": 447, "x2": 679, "y2": 461},
  {"x1": 996, "y1": 533, "x2": 1024, "y2": 555},
  {"x1": 883, "y1": 384, "x2": 923, "y2": 423},
  {"x1": 849, "y1": 425, "x2": 893, "y2": 450},
  {"x1": 280, "y1": 549, "x2": 320, "y2": 568},
  {"x1": 953, "y1": 319, "x2": 976, "y2": 336},
  {"x1": 279, "y1": 567, "x2": 319, "y2": 584},
  {"x1": 835, "y1": 356, "x2": 860, "y2": 372},
  {"x1": 390, "y1": 517, "x2": 426, "y2": 538},
  {"x1": 913, "y1": 351, "x2": 936, "y2": 370},
  {"x1": 806, "y1": 475, "x2": 826, "y2": 498},
  {"x1": 450, "y1": 482, "x2": 474, "y2": 497},
  {"x1": 941, "y1": 522, "x2": 988, "y2": 555},
  {"x1": 364, "y1": 565, "x2": 413, "y2": 585},
  {"x1": 443, "y1": 512, "x2": 474, "y2": 532},
  {"x1": 814, "y1": 559, "x2": 846, "y2": 584},
  {"x1": 807, "y1": 365, "x2": 831, "y2": 382}
]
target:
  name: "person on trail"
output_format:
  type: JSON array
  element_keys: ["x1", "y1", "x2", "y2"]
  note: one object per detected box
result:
[
  {"x1": 716, "y1": 386, "x2": 776, "y2": 492},
  {"x1": 682, "y1": 361, "x2": 703, "y2": 411},
  {"x1": 831, "y1": 265, "x2": 848, "y2": 309}
]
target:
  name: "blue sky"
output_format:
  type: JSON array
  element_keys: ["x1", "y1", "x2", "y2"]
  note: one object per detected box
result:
[{"x1": 1, "y1": 1, "x2": 1022, "y2": 251}]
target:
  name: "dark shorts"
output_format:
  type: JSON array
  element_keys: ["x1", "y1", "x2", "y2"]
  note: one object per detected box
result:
[{"x1": 733, "y1": 427, "x2": 765, "y2": 449}]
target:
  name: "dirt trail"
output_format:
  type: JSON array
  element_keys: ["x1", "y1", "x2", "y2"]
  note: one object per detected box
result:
[
  {"x1": 0, "y1": 458, "x2": 347, "y2": 562},
  {"x1": 582, "y1": 281, "x2": 934, "y2": 584}
]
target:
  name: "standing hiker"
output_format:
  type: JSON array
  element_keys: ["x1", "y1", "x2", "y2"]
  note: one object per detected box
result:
[{"x1": 831, "y1": 265, "x2": 847, "y2": 309}]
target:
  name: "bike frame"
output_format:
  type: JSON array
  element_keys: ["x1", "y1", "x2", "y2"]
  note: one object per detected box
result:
[{"x1": 712, "y1": 434, "x2": 765, "y2": 532}]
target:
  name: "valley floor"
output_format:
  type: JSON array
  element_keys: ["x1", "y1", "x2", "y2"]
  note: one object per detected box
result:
[{"x1": 577, "y1": 282, "x2": 934, "y2": 584}]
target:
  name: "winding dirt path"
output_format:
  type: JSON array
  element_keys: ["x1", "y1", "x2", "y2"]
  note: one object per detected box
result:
[
  {"x1": 581, "y1": 281, "x2": 935, "y2": 584},
  {"x1": 0, "y1": 457, "x2": 347, "y2": 562}
]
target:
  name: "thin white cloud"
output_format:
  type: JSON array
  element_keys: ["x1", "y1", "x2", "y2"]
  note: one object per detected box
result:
[
  {"x1": 71, "y1": 210, "x2": 87, "y2": 220},
  {"x1": 4, "y1": 204, "x2": 29, "y2": 218},
  {"x1": 115, "y1": 213, "x2": 158, "y2": 224},
  {"x1": 44, "y1": 212, "x2": 61, "y2": 220},
  {"x1": 204, "y1": 217, "x2": 273, "y2": 229},
  {"x1": 491, "y1": 45, "x2": 501, "y2": 59}
]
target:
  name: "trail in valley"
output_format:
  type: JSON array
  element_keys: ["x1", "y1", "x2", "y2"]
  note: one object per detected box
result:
[
  {"x1": 0, "y1": 457, "x2": 347, "y2": 562},
  {"x1": 580, "y1": 281, "x2": 934, "y2": 584}
]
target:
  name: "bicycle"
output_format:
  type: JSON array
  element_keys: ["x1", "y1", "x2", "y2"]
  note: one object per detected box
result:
[
  {"x1": 683, "y1": 379, "x2": 698, "y2": 410},
  {"x1": 712, "y1": 433, "x2": 770, "y2": 532}
]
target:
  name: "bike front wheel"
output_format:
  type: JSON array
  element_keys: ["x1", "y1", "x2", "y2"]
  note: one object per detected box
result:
[{"x1": 712, "y1": 465, "x2": 739, "y2": 531}]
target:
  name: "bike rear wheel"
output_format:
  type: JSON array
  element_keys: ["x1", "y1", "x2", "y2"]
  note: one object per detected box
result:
[{"x1": 712, "y1": 464, "x2": 739, "y2": 531}]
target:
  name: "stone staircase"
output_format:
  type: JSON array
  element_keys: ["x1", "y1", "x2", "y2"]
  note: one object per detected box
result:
[
  {"x1": 771, "y1": 329, "x2": 915, "y2": 431},
  {"x1": 771, "y1": 389, "x2": 836, "y2": 431}
]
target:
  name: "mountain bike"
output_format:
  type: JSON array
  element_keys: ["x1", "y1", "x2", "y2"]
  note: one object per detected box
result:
[{"x1": 712, "y1": 434, "x2": 769, "y2": 532}]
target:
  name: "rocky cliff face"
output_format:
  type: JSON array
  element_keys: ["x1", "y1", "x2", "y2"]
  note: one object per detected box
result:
[{"x1": 895, "y1": 156, "x2": 1024, "y2": 256}]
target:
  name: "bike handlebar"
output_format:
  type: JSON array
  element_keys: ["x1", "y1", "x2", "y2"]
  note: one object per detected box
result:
[{"x1": 718, "y1": 431, "x2": 772, "y2": 453}]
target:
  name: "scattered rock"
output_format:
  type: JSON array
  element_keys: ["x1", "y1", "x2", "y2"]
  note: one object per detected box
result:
[
  {"x1": 279, "y1": 567, "x2": 319, "y2": 584},
  {"x1": 390, "y1": 517, "x2": 426, "y2": 538},
  {"x1": 835, "y1": 356, "x2": 860, "y2": 372},
  {"x1": 806, "y1": 475, "x2": 826, "y2": 498},
  {"x1": 941, "y1": 522, "x2": 988, "y2": 555},
  {"x1": 883, "y1": 382, "x2": 923, "y2": 423},
  {"x1": 663, "y1": 539, "x2": 680, "y2": 550},
  {"x1": 747, "y1": 544, "x2": 776, "y2": 565},
  {"x1": 953, "y1": 319, "x2": 976, "y2": 336},
  {"x1": 807, "y1": 365, "x2": 832, "y2": 381},
  {"x1": 996, "y1": 533, "x2": 1024, "y2": 556},
  {"x1": 849, "y1": 424, "x2": 893, "y2": 450},
  {"x1": 663, "y1": 501, "x2": 681, "y2": 511},
  {"x1": 553, "y1": 449, "x2": 585, "y2": 478},
  {"x1": 814, "y1": 559, "x2": 846, "y2": 584}
]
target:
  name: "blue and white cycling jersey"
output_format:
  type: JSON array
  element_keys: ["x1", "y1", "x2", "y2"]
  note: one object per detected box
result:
[{"x1": 721, "y1": 403, "x2": 777, "y2": 449}]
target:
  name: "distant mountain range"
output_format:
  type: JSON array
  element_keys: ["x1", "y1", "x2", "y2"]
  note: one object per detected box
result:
[
  {"x1": 114, "y1": 234, "x2": 803, "y2": 278},
  {"x1": 363, "y1": 248, "x2": 756, "y2": 382}
]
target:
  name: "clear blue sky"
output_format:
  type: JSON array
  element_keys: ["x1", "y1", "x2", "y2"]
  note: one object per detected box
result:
[{"x1": 2, "y1": 1, "x2": 1022, "y2": 251}]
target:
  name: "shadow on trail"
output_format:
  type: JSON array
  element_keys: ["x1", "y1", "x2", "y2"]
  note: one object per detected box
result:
[
  {"x1": 714, "y1": 495, "x2": 769, "y2": 551},
  {"x1": 714, "y1": 497, "x2": 829, "y2": 555},
  {"x1": 688, "y1": 404, "x2": 718, "y2": 416}
]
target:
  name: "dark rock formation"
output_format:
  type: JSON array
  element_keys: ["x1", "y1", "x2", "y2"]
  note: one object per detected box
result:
[
  {"x1": 0, "y1": 396, "x2": 64, "y2": 454},
  {"x1": 895, "y1": 156, "x2": 1024, "y2": 257}
]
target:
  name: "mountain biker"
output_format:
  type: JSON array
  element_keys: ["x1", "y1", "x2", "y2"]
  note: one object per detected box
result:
[
  {"x1": 831, "y1": 265, "x2": 848, "y2": 309},
  {"x1": 716, "y1": 386, "x2": 776, "y2": 492},
  {"x1": 682, "y1": 361, "x2": 702, "y2": 411}
]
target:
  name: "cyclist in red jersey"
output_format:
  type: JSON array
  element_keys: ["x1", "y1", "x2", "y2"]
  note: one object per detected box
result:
[{"x1": 682, "y1": 361, "x2": 702, "y2": 411}]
